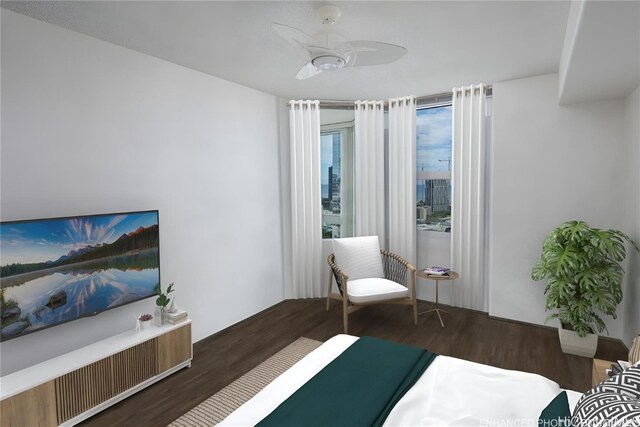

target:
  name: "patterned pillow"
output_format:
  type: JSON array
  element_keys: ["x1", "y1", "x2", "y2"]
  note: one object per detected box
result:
[{"x1": 572, "y1": 365, "x2": 640, "y2": 426}]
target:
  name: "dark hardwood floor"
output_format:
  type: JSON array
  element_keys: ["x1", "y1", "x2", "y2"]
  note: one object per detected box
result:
[{"x1": 83, "y1": 298, "x2": 628, "y2": 427}]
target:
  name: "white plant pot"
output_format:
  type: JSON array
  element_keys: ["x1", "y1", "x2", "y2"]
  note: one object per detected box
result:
[
  {"x1": 558, "y1": 321, "x2": 598, "y2": 358},
  {"x1": 139, "y1": 319, "x2": 152, "y2": 330}
]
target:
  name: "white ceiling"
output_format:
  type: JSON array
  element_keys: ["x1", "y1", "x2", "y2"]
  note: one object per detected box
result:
[
  {"x1": 2, "y1": 1, "x2": 573, "y2": 100},
  {"x1": 559, "y1": 0, "x2": 640, "y2": 105}
]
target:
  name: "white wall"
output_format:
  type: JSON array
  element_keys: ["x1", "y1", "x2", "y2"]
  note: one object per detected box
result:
[
  {"x1": 0, "y1": 10, "x2": 284, "y2": 375},
  {"x1": 489, "y1": 73, "x2": 635, "y2": 342},
  {"x1": 623, "y1": 86, "x2": 640, "y2": 347}
]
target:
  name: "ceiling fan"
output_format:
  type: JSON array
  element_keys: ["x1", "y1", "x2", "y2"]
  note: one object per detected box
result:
[{"x1": 272, "y1": 5, "x2": 408, "y2": 80}]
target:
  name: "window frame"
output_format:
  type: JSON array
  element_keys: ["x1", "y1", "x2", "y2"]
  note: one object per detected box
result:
[{"x1": 416, "y1": 102, "x2": 453, "y2": 234}]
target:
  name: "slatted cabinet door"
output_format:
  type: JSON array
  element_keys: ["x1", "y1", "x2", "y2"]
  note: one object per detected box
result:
[
  {"x1": 158, "y1": 323, "x2": 192, "y2": 373},
  {"x1": 54, "y1": 358, "x2": 114, "y2": 424},
  {"x1": 112, "y1": 339, "x2": 159, "y2": 395},
  {"x1": 0, "y1": 381, "x2": 57, "y2": 427}
]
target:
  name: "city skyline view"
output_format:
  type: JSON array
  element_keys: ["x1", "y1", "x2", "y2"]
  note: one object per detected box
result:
[
  {"x1": 321, "y1": 132, "x2": 340, "y2": 199},
  {"x1": 417, "y1": 105, "x2": 453, "y2": 173},
  {"x1": 320, "y1": 105, "x2": 454, "y2": 236},
  {"x1": 416, "y1": 105, "x2": 453, "y2": 231},
  {"x1": 321, "y1": 131, "x2": 343, "y2": 238}
]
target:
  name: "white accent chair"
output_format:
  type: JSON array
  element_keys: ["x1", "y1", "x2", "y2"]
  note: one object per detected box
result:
[{"x1": 326, "y1": 236, "x2": 417, "y2": 334}]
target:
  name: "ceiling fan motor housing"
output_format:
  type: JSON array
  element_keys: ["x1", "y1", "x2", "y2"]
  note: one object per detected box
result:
[
  {"x1": 312, "y1": 54, "x2": 346, "y2": 71},
  {"x1": 317, "y1": 5, "x2": 341, "y2": 25}
]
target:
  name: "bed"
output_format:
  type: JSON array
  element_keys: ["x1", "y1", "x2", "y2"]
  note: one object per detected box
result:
[{"x1": 220, "y1": 334, "x2": 585, "y2": 426}]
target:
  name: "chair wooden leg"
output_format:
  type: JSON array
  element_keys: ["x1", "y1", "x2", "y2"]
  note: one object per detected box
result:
[
  {"x1": 411, "y1": 269, "x2": 418, "y2": 325},
  {"x1": 343, "y1": 295, "x2": 349, "y2": 334},
  {"x1": 343, "y1": 310, "x2": 348, "y2": 334},
  {"x1": 326, "y1": 269, "x2": 333, "y2": 312}
]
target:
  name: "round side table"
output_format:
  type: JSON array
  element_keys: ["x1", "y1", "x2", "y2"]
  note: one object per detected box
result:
[{"x1": 416, "y1": 270, "x2": 459, "y2": 328}]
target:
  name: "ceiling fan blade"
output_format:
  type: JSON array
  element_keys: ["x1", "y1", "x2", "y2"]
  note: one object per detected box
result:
[
  {"x1": 296, "y1": 62, "x2": 322, "y2": 80},
  {"x1": 343, "y1": 41, "x2": 407, "y2": 67},
  {"x1": 272, "y1": 23, "x2": 319, "y2": 49}
]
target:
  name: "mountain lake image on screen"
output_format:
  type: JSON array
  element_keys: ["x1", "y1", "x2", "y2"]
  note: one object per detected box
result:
[{"x1": 0, "y1": 210, "x2": 160, "y2": 341}]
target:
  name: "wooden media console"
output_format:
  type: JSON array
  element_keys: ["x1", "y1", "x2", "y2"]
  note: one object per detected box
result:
[{"x1": 0, "y1": 320, "x2": 192, "y2": 426}]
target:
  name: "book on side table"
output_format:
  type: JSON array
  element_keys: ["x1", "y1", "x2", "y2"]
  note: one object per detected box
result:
[{"x1": 424, "y1": 266, "x2": 450, "y2": 276}]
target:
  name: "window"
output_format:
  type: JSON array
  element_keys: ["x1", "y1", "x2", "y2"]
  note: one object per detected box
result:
[
  {"x1": 320, "y1": 112, "x2": 355, "y2": 239},
  {"x1": 416, "y1": 105, "x2": 452, "y2": 233},
  {"x1": 321, "y1": 132, "x2": 342, "y2": 238}
]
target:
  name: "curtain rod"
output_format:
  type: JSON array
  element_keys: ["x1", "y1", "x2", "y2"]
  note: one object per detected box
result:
[{"x1": 316, "y1": 85, "x2": 492, "y2": 109}]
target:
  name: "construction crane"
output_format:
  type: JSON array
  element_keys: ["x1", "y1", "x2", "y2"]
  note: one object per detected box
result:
[{"x1": 438, "y1": 156, "x2": 452, "y2": 171}]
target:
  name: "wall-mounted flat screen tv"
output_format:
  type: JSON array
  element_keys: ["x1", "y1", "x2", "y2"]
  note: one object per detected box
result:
[{"x1": 0, "y1": 210, "x2": 160, "y2": 342}]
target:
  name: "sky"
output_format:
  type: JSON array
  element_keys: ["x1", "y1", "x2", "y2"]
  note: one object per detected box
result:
[
  {"x1": 416, "y1": 105, "x2": 452, "y2": 172},
  {"x1": 0, "y1": 211, "x2": 158, "y2": 266}
]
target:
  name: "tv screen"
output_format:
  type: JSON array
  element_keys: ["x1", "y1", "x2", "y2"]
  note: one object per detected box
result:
[{"x1": 0, "y1": 210, "x2": 160, "y2": 342}]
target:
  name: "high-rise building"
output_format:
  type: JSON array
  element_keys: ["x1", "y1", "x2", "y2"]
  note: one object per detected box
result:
[
  {"x1": 328, "y1": 165, "x2": 333, "y2": 201},
  {"x1": 425, "y1": 179, "x2": 451, "y2": 213}
]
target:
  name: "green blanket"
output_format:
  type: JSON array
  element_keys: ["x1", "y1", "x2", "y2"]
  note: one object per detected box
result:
[{"x1": 256, "y1": 336, "x2": 437, "y2": 427}]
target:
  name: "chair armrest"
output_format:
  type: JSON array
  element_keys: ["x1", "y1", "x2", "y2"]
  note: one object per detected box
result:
[
  {"x1": 327, "y1": 253, "x2": 349, "y2": 294},
  {"x1": 380, "y1": 250, "x2": 415, "y2": 287}
]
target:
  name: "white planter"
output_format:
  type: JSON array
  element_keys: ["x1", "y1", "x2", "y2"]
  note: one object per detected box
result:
[
  {"x1": 558, "y1": 322, "x2": 598, "y2": 358},
  {"x1": 138, "y1": 319, "x2": 153, "y2": 330}
]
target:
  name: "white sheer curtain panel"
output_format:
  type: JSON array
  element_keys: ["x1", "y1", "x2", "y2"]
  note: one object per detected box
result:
[
  {"x1": 354, "y1": 101, "x2": 385, "y2": 241},
  {"x1": 388, "y1": 96, "x2": 417, "y2": 265},
  {"x1": 451, "y1": 84, "x2": 486, "y2": 310},
  {"x1": 289, "y1": 100, "x2": 323, "y2": 298}
]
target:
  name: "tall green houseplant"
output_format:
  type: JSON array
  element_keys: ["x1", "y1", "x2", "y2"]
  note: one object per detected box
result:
[{"x1": 531, "y1": 221, "x2": 639, "y2": 338}]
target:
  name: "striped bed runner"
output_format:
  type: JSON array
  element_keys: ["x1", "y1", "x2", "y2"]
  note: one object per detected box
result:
[{"x1": 168, "y1": 337, "x2": 322, "y2": 427}]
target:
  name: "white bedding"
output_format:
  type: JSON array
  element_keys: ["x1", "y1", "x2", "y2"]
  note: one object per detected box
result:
[{"x1": 221, "y1": 335, "x2": 581, "y2": 426}]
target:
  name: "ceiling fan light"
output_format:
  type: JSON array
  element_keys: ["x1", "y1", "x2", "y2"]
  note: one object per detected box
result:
[{"x1": 312, "y1": 55, "x2": 345, "y2": 71}]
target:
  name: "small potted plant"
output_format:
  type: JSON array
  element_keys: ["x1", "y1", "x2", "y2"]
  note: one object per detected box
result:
[
  {"x1": 138, "y1": 313, "x2": 153, "y2": 330},
  {"x1": 531, "y1": 220, "x2": 638, "y2": 357},
  {"x1": 154, "y1": 283, "x2": 174, "y2": 326}
]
